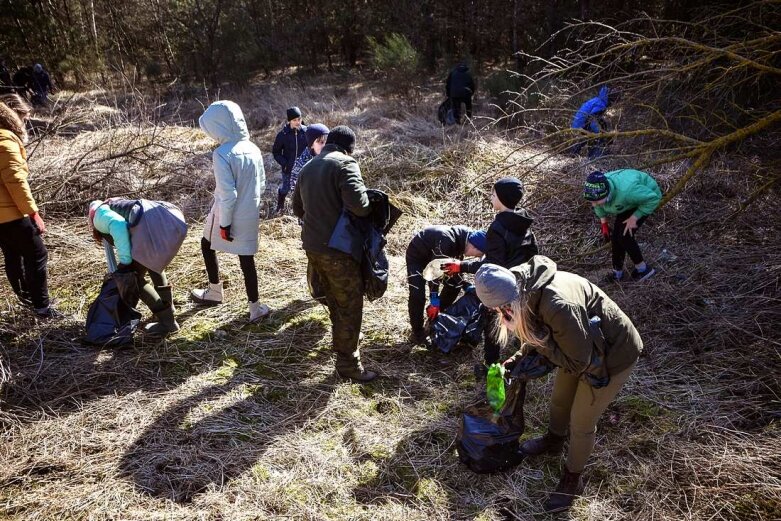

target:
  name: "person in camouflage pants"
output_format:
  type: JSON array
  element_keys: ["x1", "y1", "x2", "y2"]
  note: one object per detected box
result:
[
  {"x1": 292, "y1": 125, "x2": 376, "y2": 382},
  {"x1": 306, "y1": 251, "x2": 364, "y2": 374}
]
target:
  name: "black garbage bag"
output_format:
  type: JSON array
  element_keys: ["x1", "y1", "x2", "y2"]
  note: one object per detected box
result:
[
  {"x1": 84, "y1": 274, "x2": 142, "y2": 346},
  {"x1": 456, "y1": 373, "x2": 528, "y2": 474},
  {"x1": 437, "y1": 98, "x2": 456, "y2": 126},
  {"x1": 431, "y1": 291, "x2": 484, "y2": 353}
]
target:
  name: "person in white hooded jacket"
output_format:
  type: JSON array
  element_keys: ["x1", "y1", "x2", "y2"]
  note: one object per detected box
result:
[{"x1": 191, "y1": 100, "x2": 270, "y2": 322}]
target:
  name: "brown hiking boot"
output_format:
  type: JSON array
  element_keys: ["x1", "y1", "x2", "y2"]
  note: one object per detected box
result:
[
  {"x1": 337, "y1": 367, "x2": 378, "y2": 383},
  {"x1": 520, "y1": 431, "x2": 566, "y2": 457},
  {"x1": 543, "y1": 468, "x2": 584, "y2": 512}
]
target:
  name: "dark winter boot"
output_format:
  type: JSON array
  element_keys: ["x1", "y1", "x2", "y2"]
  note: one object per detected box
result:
[
  {"x1": 144, "y1": 305, "x2": 180, "y2": 337},
  {"x1": 520, "y1": 431, "x2": 566, "y2": 457},
  {"x1": 337, "y1": 364, "x2": 377, "y2": 383},
  {"x1": 543, "y1": 468, "x2": 584, "y2": 513},
  {"x1": 275, "y1": 192, "x2": 286, "y2": 216},
  {"x1": 152, "y1": 285, "x2": 175, "y2": 321}
]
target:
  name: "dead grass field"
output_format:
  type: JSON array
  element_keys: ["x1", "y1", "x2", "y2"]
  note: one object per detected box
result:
[{"x1": 0, "y1": 75, "x2": 779, "y2": 520}]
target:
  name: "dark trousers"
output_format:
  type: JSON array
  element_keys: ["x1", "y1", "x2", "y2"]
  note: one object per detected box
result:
[
  {"x1": 201, "y1": 237, "x2": 258, "y2": 302},
  {"x1": 306, "y1": 250, "x2": 364, "y2": 373},
  {"x1": 450, "y1": 95, "x2": 473, "y2": 122},
  {"x1": 131, "y1": 261, "x2": 167, "y2": 312},
  {"x1": 0, "y1": 216, "x2": 49, "y2": 309},
  {"x1": 406, "y1": 254, "x2": 462, "y2": 334},
  {"x1": 278, "y1": 171, "x2": 292, "y2": 196},
  {"x1": 611, "y1": 209, "x2": 648, "y2": 271}
]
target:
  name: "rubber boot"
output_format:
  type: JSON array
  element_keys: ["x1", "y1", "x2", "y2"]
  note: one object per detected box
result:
[
  {"x1": 521, "y1": 431, "x2": 566, "y2": 457},
  {"x1": 337, "y1": 365, "x2": 377, "y2": 383},
  {"x1": 156, "y1": 285, "x2": 175, "y2": 313},
  {"x1": 144, "y1": 304, "x2": 180, "y2": 337},
  {"x1": 191, "y1": 282, "x2": 223, "y2": 305},
  {"x1": 543, "y1": 468, "x2": 584, "y2": 512}
]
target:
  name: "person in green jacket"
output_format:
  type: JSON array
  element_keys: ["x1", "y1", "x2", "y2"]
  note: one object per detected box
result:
[
  {"x1": 291, "y1": 125, "x2": 376, "y2": 383},
  {"x1": 474, "y1": 256, "x2": 643, "y2": 512},
  {"x1": 584, "y1": 169, "x2": 661, "y2": 282}
]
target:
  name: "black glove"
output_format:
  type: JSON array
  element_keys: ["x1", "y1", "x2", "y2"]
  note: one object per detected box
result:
[{"x1": 115, "y1": 263, "x2": 133, "y2": 273}]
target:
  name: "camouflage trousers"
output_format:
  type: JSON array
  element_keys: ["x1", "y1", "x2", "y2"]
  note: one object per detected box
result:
[{"x1": 306, "y1": 251, "x2": 364, "y2": 373}]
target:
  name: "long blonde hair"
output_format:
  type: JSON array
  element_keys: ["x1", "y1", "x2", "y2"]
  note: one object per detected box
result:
[
  {"x1": 0, "y1": 94, "x2": 31, "y2": 142},
  {"x1": 495, "y1": 288, "x2": 550, "y2": 350}
]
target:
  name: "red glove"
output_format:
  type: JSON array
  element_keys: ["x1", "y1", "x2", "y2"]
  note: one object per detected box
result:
[
  {"x1": 441, "y1": 262, "x2": 461, "y2": 276},
  {"x1": 220, "y1": 225, "x2": 233, "y2": 242},
  {"x1": 600, "y1": 222, "x2": 610, "y2": 242},
  {"x1": 31, "y1": 212, "x2": 46, "y2": 235},
  {"x1": 426, "y1": 305, "x2": 440, "y2": 320}
]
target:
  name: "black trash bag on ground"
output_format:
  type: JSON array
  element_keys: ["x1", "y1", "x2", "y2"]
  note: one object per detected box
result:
[
  {"x1": 456, "y1": 370, "x2": 528, "y2": 474},
  {"x1": 431, "y1": 291, "x2": 484, "y2": 353},
  {"x1": 84, "y1": 275, "x2": 142, "y2": 346},
  {"x1": 437, "y1": 98, "x2": 456, "y2": 126}
]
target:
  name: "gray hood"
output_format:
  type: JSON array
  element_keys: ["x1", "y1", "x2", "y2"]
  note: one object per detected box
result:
[{"x1": 199, "y1": 100, "x2": 250, "y2": 144}]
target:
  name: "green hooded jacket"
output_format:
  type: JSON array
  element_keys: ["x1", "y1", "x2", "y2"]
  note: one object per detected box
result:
[
  {"x1": 592, "y1": 169, "x2": 662, "y2": 219},
  {"x1": 511, "y1": 256, "x2": 643, "y2": 375}
]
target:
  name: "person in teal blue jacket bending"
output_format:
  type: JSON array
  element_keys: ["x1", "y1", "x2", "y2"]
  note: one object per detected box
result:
[
  {"x1": 584, "y1": 169, "x2": 662, "y2": 283},
  {"x1": 88, "y1": 198, "x2": 187, "y2": 337}
]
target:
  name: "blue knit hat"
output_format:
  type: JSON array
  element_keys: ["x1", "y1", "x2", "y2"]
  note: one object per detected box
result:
[
  {"x1": 305, "y1": 123, "x2": 329, "y2": 147},
  {"x1": 467, "y1": 230, "x2": 487, "y2": 253},
  {"x1": 584, "y1": 171, "x2": 610, "y2": 201}
]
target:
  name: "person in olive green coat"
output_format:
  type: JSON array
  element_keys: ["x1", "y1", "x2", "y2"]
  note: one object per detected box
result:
[
  {"x1": 291, "y1": 125, "x2": 376, "y2": 383},
  {"x1": 584, "y1": 169, "x2": 662, "y2": 282},
  {"x1": 475, "y1": 256, "x2": 642, "y2": 513}
]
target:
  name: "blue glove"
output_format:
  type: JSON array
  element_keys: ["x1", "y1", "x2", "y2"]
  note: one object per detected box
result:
[
  {"x1": 464, "y1": 284, "x2": 476, "y2": 294},
  {"x1": 429, "y1": 292, "x2": 440, "y2": 307}
]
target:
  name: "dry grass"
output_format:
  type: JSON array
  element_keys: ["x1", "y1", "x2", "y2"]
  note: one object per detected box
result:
[{"x1": 0, "y1": 74, "x2": 779, "y2": 520}]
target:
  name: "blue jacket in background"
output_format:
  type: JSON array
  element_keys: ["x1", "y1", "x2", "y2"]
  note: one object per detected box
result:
[
  {"x1": 572, "y1": 86, "x2": 610, "y2": 132},
  {"x1": 272, "y1": 123, "x2": 308, "y2": 175}
]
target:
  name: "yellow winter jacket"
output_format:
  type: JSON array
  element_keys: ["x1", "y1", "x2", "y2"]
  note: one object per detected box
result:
[{"x1": 0, "y1": 129, "x2": 38, "y2": 223}]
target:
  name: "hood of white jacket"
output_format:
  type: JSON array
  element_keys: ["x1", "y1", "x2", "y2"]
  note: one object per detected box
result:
[{"x1": 199, "y1": 100, "x2": 250, "y2": 144}]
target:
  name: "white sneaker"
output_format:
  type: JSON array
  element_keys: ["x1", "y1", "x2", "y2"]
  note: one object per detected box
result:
[
  {"x1": 249, "y1": 301, "x2": 271, "y2": 322},
  {"x1": 191, "y1": 282, "x2": 223, "y2": 305}
]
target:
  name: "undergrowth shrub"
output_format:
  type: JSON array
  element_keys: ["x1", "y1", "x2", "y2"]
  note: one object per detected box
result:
[{"x1": 366, "y1": 33, "x2": 420, "y2": 94}]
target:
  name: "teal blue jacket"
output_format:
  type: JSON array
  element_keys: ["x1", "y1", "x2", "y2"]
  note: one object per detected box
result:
[
  {"x1": 593, "y1": 169, "x2": 662, "y2": 219},
  {"x1": 93, "y1": 204, "x2": 132, "y2": 265}
]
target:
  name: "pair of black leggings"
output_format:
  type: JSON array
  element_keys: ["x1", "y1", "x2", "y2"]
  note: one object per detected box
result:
[
  {"x1": 200, "y1": 238, "x2": 258, "y2": 302},
  {"x1": 611, "y1": 209, "x2": 648, "y2": 271},
  {"x1": 0, "y1": 217, "x2": 49, "y2": 309}
]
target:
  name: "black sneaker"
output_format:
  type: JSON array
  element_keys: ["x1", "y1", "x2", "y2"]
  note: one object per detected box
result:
[
  {"x1": 601, "y1": 271, "x2": 625, "y2": 284},
  {"x1": 631, "y1": 266, "x2": 657, "y2": 281}
]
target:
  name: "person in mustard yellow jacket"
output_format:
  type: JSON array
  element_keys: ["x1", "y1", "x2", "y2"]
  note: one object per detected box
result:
[{"x1": 0, "y1": 94, "x2": 56, "y2": 317}]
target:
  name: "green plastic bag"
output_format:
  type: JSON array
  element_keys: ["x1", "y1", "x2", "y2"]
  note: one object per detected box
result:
[{"x1": 486, "y1": 363, "x2": 506, "y2": 412}]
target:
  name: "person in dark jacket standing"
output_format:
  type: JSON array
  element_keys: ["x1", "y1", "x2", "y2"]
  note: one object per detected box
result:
[
  {"x1": 272, "y1": 106, "x2": 307, "y2": 215},
  {"x1": 31, "y1": 64, "x2": 53, "y2": 106},
  {"x1": 442, "y1": 177, "x2": 538, "y2": 371},
  {"x1": 406, "y1": 225, "x2": 486, "y2": 344},
  {"x1": 475, "y1": 256, "x2": 642, "y2": 512},
  {"x1": 446, "y1": 62, "x2": 476, "y2": 123},
  {"x1": 292, "y1": 126, "x2": 376, "y2": 383}
]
